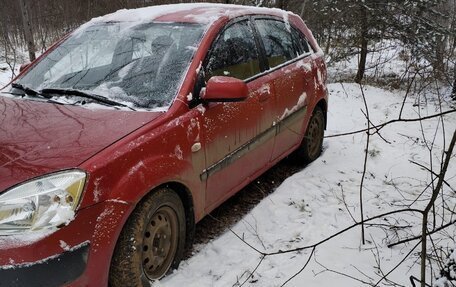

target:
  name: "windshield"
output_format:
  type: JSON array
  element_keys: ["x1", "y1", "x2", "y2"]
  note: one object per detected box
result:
[{"x1": 14, "y1": 22, "x2": 205, "y2": 109}]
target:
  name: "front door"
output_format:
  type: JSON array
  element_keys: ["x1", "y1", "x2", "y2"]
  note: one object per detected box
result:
[{"x1": 198, "y1": 19, "x2": 275, "y2": 211}]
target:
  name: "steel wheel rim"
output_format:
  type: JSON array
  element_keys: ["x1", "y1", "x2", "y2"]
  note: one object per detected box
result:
[
  {"x1": 307, "y1": 113, "x2": 324, "y2": 158},
  {"x1": 142, "y1": 206, "x2": 179, "y2": 279}
]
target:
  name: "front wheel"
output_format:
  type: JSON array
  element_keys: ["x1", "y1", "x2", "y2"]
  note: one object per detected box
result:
[
  {"x1": 299, "y1": 107, "x2": 325, "y2": 163},
  {"x1": 109, "y1": 188, "x2": 186, "y2": 286}
]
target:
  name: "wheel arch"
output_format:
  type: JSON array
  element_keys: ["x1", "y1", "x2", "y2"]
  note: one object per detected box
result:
[
  {"x1": 315, "y1": 99, "x2": 328, "y2": 129},
  {"x1": 154, "y1": 181, "x2": 196, "y2": 251},
  {"x1": 108, "y1": 181, "x2": 196, "y2": 286}
]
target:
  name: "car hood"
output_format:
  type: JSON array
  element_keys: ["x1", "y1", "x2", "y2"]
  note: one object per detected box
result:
[{"x1": 0, "y1": 96, "x2": 162, "y2": 193}]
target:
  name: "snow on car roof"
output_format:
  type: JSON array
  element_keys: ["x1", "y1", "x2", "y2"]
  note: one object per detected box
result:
[{"x1": 85, "y1": 3, "x2": 294, "y2": 25}]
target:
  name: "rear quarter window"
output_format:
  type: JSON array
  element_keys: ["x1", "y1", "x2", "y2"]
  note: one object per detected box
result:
[
  {"x1": 255, "y1": 19, "x2": 298, "y2": 68},
  {"x1": 291, "y1": 27, "x2": 312, "y2": 55}
]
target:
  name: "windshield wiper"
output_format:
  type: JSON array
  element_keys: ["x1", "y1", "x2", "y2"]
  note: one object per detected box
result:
[
  {"x1": 41, "y1": 88, "x2": 135, "y2": 110},
  {"x1": 11, "y1": 83, "x2": 52, "y2": 99}
]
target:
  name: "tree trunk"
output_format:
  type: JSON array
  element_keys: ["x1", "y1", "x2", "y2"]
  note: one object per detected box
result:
[
  {"x1": 433, "y1": 35, "x2": 445, "y2": 79},
  {"x1": 452, "y1": 66, "x2": 456, "y2": 98},
  {"x1": 19, "y1": 0, "x2": 36, "y2": 62},
  {"x1": 275, "y1": 0, "x2": 285, "y2": 9},
  {"x1": 452, "y1": 0, "x2": 456, "y2": 98},
  {"x1": 420, "y1": 130, "x2": 456, "y2": 287},
  {"x1": 300, "y1": 0, "x2": 308, "y2": 18},
  {"x1": 325, "y1": 26, "x2": 332, "y2": 55},
  {"x1": 355, "y1": 3, "x2": 368, "y2": 83}
]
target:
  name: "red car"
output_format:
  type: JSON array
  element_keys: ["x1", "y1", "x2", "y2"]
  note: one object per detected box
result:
[{"x1": 0, "y1": 3, "x2": 328, "y2": 287}]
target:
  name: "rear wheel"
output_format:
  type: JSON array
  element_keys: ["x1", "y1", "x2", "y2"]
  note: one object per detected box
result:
[
  {"x1": 109, "y1": 188, "x2": 186, "y2": 286},
  {"x1": 299, "y1": 107, "x2": 325, "y2": 163}
]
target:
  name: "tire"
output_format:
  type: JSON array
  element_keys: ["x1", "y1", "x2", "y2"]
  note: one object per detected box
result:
[
  {"x1": 109, "y1": 188, "x2": 186, "y2": 286},
  {"x1": 299, "y1": 107, "x2": 325, "y2": 163}
]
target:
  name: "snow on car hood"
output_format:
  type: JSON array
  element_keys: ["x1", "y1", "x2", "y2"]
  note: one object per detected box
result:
[{"x1": 0, "y1": 96, "x2": 161, "y2": 193}]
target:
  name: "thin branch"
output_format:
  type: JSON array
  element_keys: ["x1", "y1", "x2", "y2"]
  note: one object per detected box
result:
[
  {"x1": 325, "y1": 109, "x2": 456, "y2": 139},
  {"x1": 420, "y1": 129, "x2": 456, "y2": 286},
  {"x1": 409, "y1": 160, "x2": 456, "y2": 192},
  {"x1": 359, "y1": 83, "x2": 369, "y2": 245},
  {"x1": 387, "y1": 219, "x2": 456, "y2": 248},
  {"x1": 374, "y1": 240, "x2": 422, "y2": 287},
  {"x1": 361, "y1": 109, "x2": 391, "y2": 144},
  {"x1": 236, "y1": 255, "x2": 266, "y2": 287},
  {"x1": 280, "y1": 247, "x2": 315, "y2": 287},
  {"x1": 265, "y1": 208, "x2": 423, "y2": 256},
  {"x1": 340, "y1": 183, "x2": 357, "y2": 223}
]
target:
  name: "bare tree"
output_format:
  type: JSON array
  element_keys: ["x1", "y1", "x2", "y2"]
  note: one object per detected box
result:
[{"x1": 19, "y1": 0, "x2": 36, "y2": 61}]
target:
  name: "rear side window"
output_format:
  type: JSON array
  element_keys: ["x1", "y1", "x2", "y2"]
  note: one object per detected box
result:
[
  {"x1": 206, "y1": 21, "x2": 261, "y2": 81},
  {"x1": 255, "y1": 19, "x2": 298, "y2": 68},
  {"x1": 291, "y1": 28, "x2": 311, "y2": 55}
]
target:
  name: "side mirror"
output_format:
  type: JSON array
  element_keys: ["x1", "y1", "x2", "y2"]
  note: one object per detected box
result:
[
  {"x1": 19, "y1": 62, "x2": 31, "y2": 73},
  {"x1": 201, "y1": 76, "x2": 248, "y2": 103}
]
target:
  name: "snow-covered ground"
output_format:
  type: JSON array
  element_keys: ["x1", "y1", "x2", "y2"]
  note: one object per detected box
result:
[
  {"x1": 159, "y1": 83, "x2": 456, "y2": 287},
  {"x1": 0, "y1": 64, "x2": 13, "y2": 88},
  {"x1": 0, "y1": 47, "x2": 27, "y2": 89}
]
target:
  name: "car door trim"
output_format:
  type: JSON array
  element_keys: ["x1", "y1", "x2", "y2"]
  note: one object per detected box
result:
[
  {"x1": 200, "y1": 103, "x2": 307, "y2": 181},
  {"x1": 244, "y1": 52, "x2": 312, "y2": 84}
]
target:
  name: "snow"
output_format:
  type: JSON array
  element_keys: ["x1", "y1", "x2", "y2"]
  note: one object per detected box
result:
[
  {"x1": 96, "y1": 206, "x2": 114, "y2": 223},
  {"x1": 259, "y1": 83, "x2": 271, "y2": 95},
  {"x1": 0, "y1": 67, "x2": 12, "y2": 89},
  {"x1": 174, "y1": 145, "x2": 183, "y2": 160},
  {"x1": 159, "y1": 83, "x2": 456, "y2": 286},
  {"x1": 52, "y1": 206, "x2": 75, "y2": 226},
  {"x1": 0, "y1": 48, "x2": 25, "y2": 89},
  {"x1": 197, "y1": 105, "x2": 206, "y2": 115},
  {"x1": 196, "y1": 61, "x2": 203, "y2": 75},
  {"x1": 128, "y1": 160, "x2": 145, "y2": 176},
  {"x1": 93, "y1": 177, "x2": 103, "y2": 202},
  {"x1": 296, "y1": 60, "x2": 312, "y2": 72},
  {"x1": 106, "y1": 199, "x2": 129, "y2": 205},
  {"x1": 279, "y1": 92, "x2": 307, "y2": 120},
  {"x1": 435, "y1": 246, "x2": 456, "y2": 286},
  {"x1": 0, "y1": 229, "x2": 54, "y2": 250},
  {"x1": 59, "y1": 240, "x2": 70, "y2": 251},
  {"x1": 77, "y1": 3, "x2": 292, "y2": 30},
  {"x1": 328, "y1": 40, "x2": 415, "y2": 82}
]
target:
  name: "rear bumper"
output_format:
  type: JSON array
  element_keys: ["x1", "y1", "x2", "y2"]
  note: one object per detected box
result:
[{"x1": 0, "y1": 243, "x2": 90, "y2": 287}]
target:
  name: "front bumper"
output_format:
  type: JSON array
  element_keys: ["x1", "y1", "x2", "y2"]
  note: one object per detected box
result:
[
  {"x1": 0, "y1": 200, "x2": 132, "y2": 287},
  {"x1": 0, "y1": 243, "x2": 90, "y2": 287}
]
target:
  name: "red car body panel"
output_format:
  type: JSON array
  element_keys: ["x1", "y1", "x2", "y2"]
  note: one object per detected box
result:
[
  {"x1": 0, "y1": 4, "x2": 328, "y2": 286},
  {"x1": 0, "y1": 96, "x2": 161, "y2": 193}
]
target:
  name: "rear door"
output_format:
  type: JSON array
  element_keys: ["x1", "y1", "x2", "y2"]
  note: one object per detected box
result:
[{"x1": 253, "y1": 18, "x2": 317, "y2": 160}]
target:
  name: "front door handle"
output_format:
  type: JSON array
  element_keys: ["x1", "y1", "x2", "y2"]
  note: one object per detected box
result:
[
  {"x1": 192, "y1": 142, "x2": 201, "y2": 153},
  {"x1": 259, "y1": 93, "x2": 270, "y2": 102}
]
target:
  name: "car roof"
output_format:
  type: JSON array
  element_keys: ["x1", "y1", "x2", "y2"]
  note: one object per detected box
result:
[{"x1": 87, "y1": 3, "x2": 295, "y2": 25}]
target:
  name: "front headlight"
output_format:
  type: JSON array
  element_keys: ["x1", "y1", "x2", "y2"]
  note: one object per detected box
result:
[{"x1": 0, "y1": 170, "x2": 86, "y2": 235}]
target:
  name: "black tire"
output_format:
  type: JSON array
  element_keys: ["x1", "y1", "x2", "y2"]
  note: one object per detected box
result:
[
  {"x1": 109, "y1": 188, "x2": 186, "y2": 287},
  {"x1": 299, "y1": 107, "x2": 325, "y2": 163}
]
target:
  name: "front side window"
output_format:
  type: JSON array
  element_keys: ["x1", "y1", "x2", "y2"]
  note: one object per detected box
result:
[
  {"x1": 13, "y1": 22, "x2": 206, "y2": 109},
  {"x1": 206, "y1": 20, "x2": 261, "y2": 81},
  {"x1": 255, "y1": 19, "x2": 298, "y2": 68}
]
